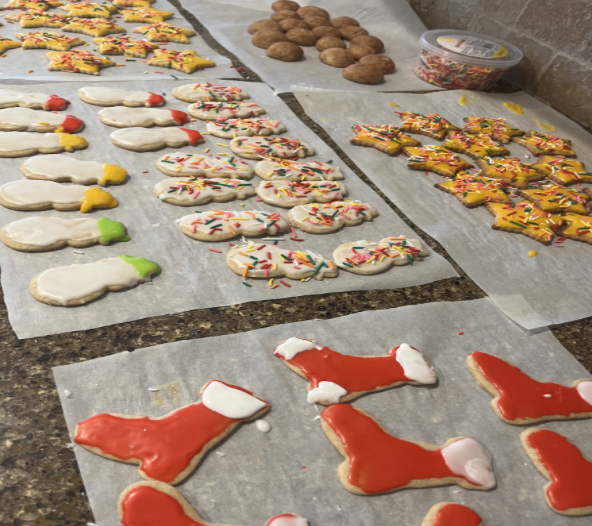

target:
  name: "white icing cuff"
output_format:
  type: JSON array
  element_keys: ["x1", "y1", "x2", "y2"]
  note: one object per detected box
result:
[
  {"x1": 306, "y1": 381, "x2": 347, "y2": 405},
  {"x1": 202, "y1": 381, "x2": 267, "y2": 419},
  {"x1": 275, "y1": 338, "x2": 320, "y2": 360},
  {"x1": 441, "y1": 438, "x2": 496, "y2": 489},
  {"x1": 395, "y1": 344, "x2": 437, "y2": 384},
  {"x1": 267, "y1": 515, "x2": 309, "y2": 526},
  {"x1": 576, "y1": 381, "x2": 592, "y2": 406}
]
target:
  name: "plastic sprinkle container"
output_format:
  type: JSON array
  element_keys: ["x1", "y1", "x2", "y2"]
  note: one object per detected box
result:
[{"x1": 415, "y1": 30, "x2": 523, "y2": 90}]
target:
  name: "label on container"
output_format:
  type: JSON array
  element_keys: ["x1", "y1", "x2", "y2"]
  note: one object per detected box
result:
[{"x1": 437, "y1": 35, "x2": 508, "y2": 59}]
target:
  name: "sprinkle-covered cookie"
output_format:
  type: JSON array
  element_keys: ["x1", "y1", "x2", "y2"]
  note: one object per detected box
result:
[
  {"x1": 403, "y1": 145, "x2": 473, "y2": 177},
  {"x1": 154, "y1": 178, "x2": 255, "y2": 205},
  {"x1": 172, "y1": 83, "x2": 249, "y2": 103},
  {"x1": 288, "y1": 201, "x2": 378, "y2": 234},
  {"x1": 254, "y1": 157, "x2": 343, "y2": 181},
  {"x1": 187, "y1": 100, "x2": 265, "y2": 121},
  {"x1": 512, "y1": 131, "x2": 576, "y2": 157},
  {"x1": 5, "y1": 8, "x2": 68, "y2": 27},
  {"x1": 17, "y1": 31, "x2": 84, "y2": 51},
  {"x1": 94, "y1": 36, "x2": 158, "y2": 58},
  {"x1": 62, "y1": 17, "x2": 126, "y2": 37},
  {"x1": 58, "y1": 1, "x2": 118, "y2": 18},
  {"x1": 156, "y1": 151, "x2": 253, "y2": 179},
  {"x1": 395, "y1": 111, "x2": 459, "y2": 140},
  {"x1": 0, "y1": 0, "x2": 63, "y2": 11},
  {"x1": 230, "y1": 136, "x2": 314, "y2": 160},
  {"x1": 560, "y1": 214, "x2": 592, "y2": 245},
  {"x1": 121, "y1": 7, "x2": 174, "y2": 23},
  {"x1": 476, "y1": 157, "x2": 544, "y2": 189},
  {"x1": 532, "y1": 155, "x2": 592, "y2": 186},
  {"x1": 256, "y1": 180, "x2": 346, "y2": 208},
  {"x1": 205, "y1": 117, "x2": 285, "y2": 139},
  {"x1": 47, "y1": 49, "x2": 115, "y2": 75},
  {"x1": 351, "y1": 124, "x2": 420, "y2": 155},
  {"x1": 435, "y1": 172, "x2": 511, "y2": 208},
  {"x1": 517, "y1": 182, "x2": 589, "y2": 215},
  {"x1": 463, "y1": 116, "x2": 525, "y2": 143},
  {"x1": 0, "y1": 36, "x2": 21, "y2": 54},
  {"x1": 112, "y1": 0, "x2": 152, "y2": 6},
  {"x1": 147, "y1": 49, "x2": 215, "y2": 73},
  {"x1": 443, "y1": 131, "x2": 509, "y2": 160},
  {"x1": 133, "y1": 22, "x2": 195, "y2": 43}
]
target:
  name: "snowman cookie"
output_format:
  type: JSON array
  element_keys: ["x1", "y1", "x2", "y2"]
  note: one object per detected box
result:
[
  {"x1": 0, "y1": 132, "x2": 87, "y2": 157},
  {"x1": 0, "y1": 107, "x2": 84, "y2": 133},
  {"x1": 98, "y1": 107, "x2": 189, "y2": 128},
  {"x1": 0, "y1": 89, "x2": 69, "y2": 111},
  {"x1": 78, "y1": 87, "x2": 165, "y2": 108},
  {"x1": 110, "y1": 127, "x2": 203, "y2": 151}
]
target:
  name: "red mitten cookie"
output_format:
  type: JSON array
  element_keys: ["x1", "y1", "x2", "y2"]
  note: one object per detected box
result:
[
  {"x1": 420, "y1": 502, "x2": 483, "y2": 526},
  {"x1": 74, "y1": 380, "x2": 269, "y2": 484}
]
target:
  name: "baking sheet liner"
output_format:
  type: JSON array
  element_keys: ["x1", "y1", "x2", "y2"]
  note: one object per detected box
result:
[
  {"x1": 294, "y1": 87, "x2": 592, "y2": 330},
  {"x1": 0, "y1": 79, "x2": 455, "y2": 339},
  {"x1": 177, "y1": 0, "x2": 440, "y2": 93},
  {"x1": 0, "y1": 0, "x2": 240, "y2": 82},
  {"x1": 53, "y1": 298, "x2": 592, "y2": 526}
]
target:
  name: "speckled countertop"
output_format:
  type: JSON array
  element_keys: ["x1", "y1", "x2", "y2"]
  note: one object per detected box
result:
[{"x1": 1, "y1": 3, "x2": 592, "y2": 525}]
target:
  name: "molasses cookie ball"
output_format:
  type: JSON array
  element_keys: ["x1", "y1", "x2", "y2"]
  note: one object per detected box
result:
[
  {"x1": 297, "y1": 6, "x2": 329, "y2": 19},
  {"x1": 252, "y1": 30, "x2": 287, "y2": 49},
  {"x1": 248, "y1": 19, "x2": 282, "y2": 35},
  {"x1": 267, "y1": 41, "x2": 304, "y2": 62},
  {"x1": 312, "y1": 25, "x2": 341, "y2": 39},
  {"x1": 271, "y1": 0, "x2": 300, "y2": 11},
  {"x1": 315, "y1": 36, "x2": 346, "y2": 51},
  {"x1": 350, "y1": 34, "x2": 384, "y2": 52},
  {"x1": 343, "y1": 63, "x2": 384, "y2": 84},
  {"x1": 359, "y1": 54, "x2": 395, "y2": 74},
  {"x1": 319, "y1": 48, "x2": 355, "y2": 68},
  {"x1": 348, "y1": 44, "x2": 376, "y2": 60},
  {"x1": 339, "y1": 26, "x2": 369, "y2": 40},
  {"x1": 331, "y1": 16, "x2": 360, "y2": 28},
  {"x1": 286, "y1": 28, "x2": 317, "y2": 46},
  {"x1": 304, "y1": 16, "x2": 331, "y2": 28},
  {"x1": 280, "y1": 18, "x2": 311, "y2": 31},
  {"x1": 271, "y1": 10, "x2": 300, "y2": 23}
]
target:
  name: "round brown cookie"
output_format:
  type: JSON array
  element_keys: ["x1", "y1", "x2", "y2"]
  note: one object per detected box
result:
[
  {"x1": 320, "y1": 48, "x2": 355, "y2": 68},
  {"x1": 304, "y1": 16, "x2": 331, "y2": 28},
  {"x1": 271, "y1": 0, "x2": 300, "y2": 11},
  {"x1": 343, "y1": 63, "x2": 384, "y2": 84},
  {"x1": 286, "y1": 28, "x2": 317, "y2": 46},
  {"x1": 331, "y1": 16, "x2": 359, "y2": 28},
  {"x1": 350, "y1": 34, "x2": 384, "y2": 52},
  {"x1": 348, "y1": 44, "x2": 376, "y2": 60},
  {"x1": 312, "y1": 25, "x2": 342, "y2": 38},
  {"x1": 267, "y1": 41, "x2": 303, "y2": 62},
  {"x1": 297, "y1": 6, "x2": 329, "y2": 19},
  {"x1": 316, "y1": 36, "x2": 345, "y2": 51},
  {"x1": 339, "y1": 26, "x2": 369, "y2": 40},
  {"x1": 359, "y1": 54, "x2": 395, "y2": 73},
  {"x1": 252, "y1": 30, "x2": 287, "y2": 49},
  {"x1": 248, "y1": 19, "x2": 282, "y2": 35},
  {"x1": 271, "y1": 10, "x2": 300, "y2": 22},
  {"x1": 280, "y1": 18, "x2": 310, "y2": 31}
]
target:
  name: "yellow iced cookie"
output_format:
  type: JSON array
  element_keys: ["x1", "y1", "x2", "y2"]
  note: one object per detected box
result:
[
  {"x1": 47, "y1": 49, "x2": 115, "y2": 75},
  {"x1": 476, "y1": 157, "x2": 544, "y2": 189},
  {"x1": 0, "y1": 36, "x2": 21, "y2": 54},
  {"x1": 121, "y1": 7, "x2": 174, "y2": 23},
  {"x1": 531, "y1": 155, "x2": 592, "y2": 186},
  {"x1": 147, "y1": 49, "x2": 215, "y2": 73},
  {"x1": 462, "y1": 116, "x2": 525, "y2": 143},
  {"x1": 59, "y1": 1, "x2": 118, "y2": 18},
  {"x1": 435, "y1": 171, "x2": 511, "y2": 208},
  {"x1": 443, "y1": 131, "x2": 509, "y2": 160},
  {"x1": 112, "y1": 0, "x2": 153, "y2": 7},
  {"x1": 17, "y1": 31, "x2": 84, "y2": 51},
  {"x1": 402, "y1": 145, "x2": 473, "y2": 177},
  {"x1": 396, "y1": 111, "x2": 459, "y2": 140},
  {"x1": 94, "y1": 36, "x2": 158, "y2": 58},
  {"x1": 512, "y1": 130, "x2": 576, "y2": 157},
  {"x1": 0, "y1": 0, "x2": 63, "y2": 11},
  {"x1": 351, "y1": 124, "x2": 420, "y2": 156},
  {"x1": 560, "y1": 214, "x2": 592, "y2": 245},
  {"x1": 62, "y1": 17, "x2": 126, "y2": 37},
  {"x1": 517, "y1": 182, "x2": 590, "y2": 215},
  {"x1": 5, "y1": 8, "x2": 68, "y2": 27},
  {"x1": 133, "y1": 22, "x2": 195, "y2": 44}
]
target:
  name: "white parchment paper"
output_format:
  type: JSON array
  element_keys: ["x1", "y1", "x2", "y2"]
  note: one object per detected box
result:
[
  {"x1": 178, "y1": 0, "x2": 439, "y2": 93},
  {"x1": 0, "y1": 0, "x2": 240, "y2": 82},
  {"x1": 294, "y1": 87, "x2": 592, "y2": 330},
  {"x1": 53, "y1": 298, "x2": 592, "y2": 526},
  {"x1": 0, "y1": 79, "x2": 455, "y2": 339}
]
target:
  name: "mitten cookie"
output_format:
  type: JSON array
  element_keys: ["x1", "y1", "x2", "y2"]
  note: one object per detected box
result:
[
  {"x1": 230, "y1": 136, "x2": 314, "y2": 159},
  {"x1": 93, "y1": 36, "x2": 158, "y2": 58},
  {"x1": 420, "y1": 502, "x2": 483, "y2": 526},
  {"x1": 462, "y1": 116, "x2": 524, "y2": 143},
  {"x1": 435, "y1": 173, "x2": 511, "y2": 208},
  {"x1": 110, "y1": 127, "x2": 203, "y2": 151},
  {"x1": 133, "y1": 22, "x2": 195, "y2": 43},
  {"x1": 156, "y1": 151, "x2": 253, "y2": 179},
  {"x1": 254, "y1": 157, "x2": 343, "y2": 181},
  {"x1": 205, "y1": 117, "x2": 286, "y2": 138},
  {"x1": 274, "y1": 338, "x2": 436, "y2": 404},
  {"x1": 443, "y1": 132, "x2": 508, "y2": 160},
  {"x1": 187, "y1": 101, "x2": 265, "y2": 121},
  {"x1": 0, "y1": 107, "x2": 83, "y2": 133},
  {"x1": 17, "y1": 31, "x2": 85, "y2": 51},
  {"x1": 0, "y1": 89, "x2": 69, "y2": 111},
  {"x1": 172, "y1": 83, "x2": 249, "y2": 102},
  {"x1": 396, "y1": 111, "x2": 460, "y2": 140},
  {"x1": 351, "y1": 124, "x2": 420, "y2": 155},
  {"x1": 0, "y1": 132, "x2": 87, "y2": 157},
  {"x1": 62, "y1": 18, "x2": 126, "y2": 37},
  {"x1": 78, "y1": 86, "x2": 165, "y2": 107},
  {"x1": 532, "y1": 156, "x2": 592, "y2": 186},
  {"x1": 74, "y1": 380, "x2": 268, "y2": 483},
  {"x1": 512, "y1": 131, "x2": 576, "y2": 157},
  {"x1": 147, "y1": 49, "x2": 216, "y2": 73},
  {"x1": 288, "y1": 201, "x2": 378, "y2": 234},
  {"x1": 476, "y1": 157, "x2": 543, "y2": 189},
  {"x1": 256, "y1": 180, "x2": 347, "y2": 208},
  {"x1": 403, "y1": 145, "x2": 473, "y2": 177},
  {"x1": 517, "y1": 182, "x2": 589, "y2": 215},
  {"x1": 154, "y1": 178, "x2": 255, "y2": 205},
  {"x1": 98, "y1": 107, "x2": 189, "y2": 128},
  {"x1": 46, "y1": 50, "x2": 115, "y2": 75}
]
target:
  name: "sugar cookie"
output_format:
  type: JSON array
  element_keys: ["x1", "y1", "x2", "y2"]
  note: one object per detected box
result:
[
  {"x1": 256, "y1": 180, "x2": 346, "y2": 208},
  {"x1": 154, "y1": 178, "x2": 255, "y2": 205},
  {"x1": 112, "y1": 0, "x2": 153, "y2": 7},
  {"x1": 206, "y1": 117, "x2": 286, "y2": 139},
  {"x1": 78, "y1": 87, "x2": 165, "y2": 108},
  {"x1": 463, "y1": 116, "x2": 524, "y2": 143},
  {"x1": 517, "y1": 182, "x2": 589, "y2": 215},
  {"x1": 254, "y1": 157, "x2": 343, "y2": 181},
  {"x1": 110, "y1": 127, "x2": 203, "y2": 151},
  {"x1": 532, "y1": 156, "x2": 592, "y2": 186},
  {"x1": 47, "y1": 50, "x2": 115, "y2": 75},
  {"x1": 560, "y1": 213, "x2": 592, "y2": 245},
  {"x1": 121, "y1": 7, "x2": 174, "y2": 23},
  {"x1": 98, "y1": 107, "x2": 188, "y2": 128},
  {"x1": 403, "y1": 145, "x2": 473, "y2": 177},
  {"x1": 58, "y1": 1, "x2": 118, "y2": 18},
  {"x1": 420, "y1": 502, "x2": 483, "y2": 526},
  {"x1": 435, "y1": 173, "x2": 511, "y2": 208},
  {"x1": 351, "y1": 124, "x2": 420, "y2": 155},
  {"x1": 0, "y1": 0, "x2": 63, "y2": 11},
  {"x1": 62, "y1": 18, "x2": 126, "y2": 37},
  {"x1": 0, "y1": 107, "x2": 84, "y2": 133},
  {"x1": 0, "y1": 89, "x2": 69, "y2": 111},
  {"x1": 0, "y1": 132, "x2": 87, "y2": 157},
  {"x1": 513, "y1": 131, "x2": 576, "y2": 157},
  {"x1": 4, "y1": 9, "x2": 68, "y2": 28},
  {"x1": 288, "y1": 201, "x2": 377, "y2": 234},
  {"x1": 187, "y1": 101, "x2": 265, "y2": 121},
  {"x1": 172, "y1": 83, "x2": 249, "y2": 103},
  {"x1": 0, "y1": 36, "x2": 21, "y2": 54},
  {"x1": 156, "y1": 151, "x2": 253, "y2": 179},
  {"x1": 443, "y1": 131, "x2": 509, "y2": 160},
  {"x1": 147, "y1": 49, "x2": 215, "y2": 73},
  {"x1": 230, "y1": 136, "x2": 314, "y2": 160},
  {"x1": 17, "y1": 31, "x2": 85, "y2": 51},
  {"x1": 476, "y1": 157, "x2": 543, "y2": 189},
  {"x1": 396, "y1": 111, "x2": 460, "y2": 140},
  {"x1": 133, "y1": 22, "x2": 195, "y2": 43},
  {"x1": 93, "y1": 36, "x2": 158, "y2": 58}
]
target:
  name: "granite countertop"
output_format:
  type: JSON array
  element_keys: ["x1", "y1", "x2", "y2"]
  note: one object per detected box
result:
[{"x1": 1, "y1": 3, "x2": 591, "y2": 525}]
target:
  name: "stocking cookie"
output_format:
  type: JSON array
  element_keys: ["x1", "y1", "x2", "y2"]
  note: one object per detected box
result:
[
  {"x1": 256, "y1": 180, "x2": 346, "y2": 208},
  {"x1": 420, "y1": 502, "x2": 483, "y2": 526},
  {"x1": 520, "y1": 428, "x2": 592, "y2": 516},
  {"x1": 78, "y1": 87, "x2": 165, "y2": 108},
  {"x1": 156, "y1": 151, "x2": 253, "y2": 179},
  {"x1": 74, "y1": 380, "x2": 268, "y2": 483},
  {"x1": 227, "y1": 243, "x2": 338, "y2": 280},
  {"x1": 21, "y1": 154, "x2": 127, "y2": 185},
  {"x1": 98, "y1": 107, "x2": 189, "y2": 128},
  {"x1": 0, "y1": 107, "x2": 83, "y2": 133},
  {"x1": 172, "y1": 83, "x2": 249, "y2": 103},
  {"x1": 147, "y1": 49, "x2": 216, "y2": 74},
  {"x1": 94, "y1": 36, "x2": 158, "y2": 58},
  {"x1": 395, "y1": 111, "x2": 460, "y2": 140},
  {"x1": 288, "y1": 201, "x2": 378, "y2": 234},
  {"x1": 154, "y1": 178, "x2": 255, "y2": 205},
  {"x1": 0, "y1": 132, "x2": 87, "y2": 157},
  {"x1": 476, "y1": 157, "x2": 543, "y2": 189},
  {"x1": 435, "y1": 173, "x2": 511, "y2": 208},
  {"x1": 62, "y1": 18, "x2": 126, "y2": 37},
  {"x1": 334, "y1": 236, "x2": 429, "y2": 274},
  {"x1": 443, "y1": 132, "x2": 509, "y2": 160},
  {"x1": 0, "y1": 36, "x2": 20, "y2": 54},
  {"x1": 0, "y1": 181, "x2": 116, "y2": 211},
  {"x1": 1, "y1": 216, "x2": 129, "y2": 251},
  {"x1": 17, "y1": 31, "x2": 84, "y2": 51},
  {"x1": 4, "y1": 9, "x2": 69, "y2": 28},
  {"x1": 230, "y1": 136, "x2": 314, "y2": 160},
  {"x1": 560, "y1": 213, "x2": 592, "y2": 245},
  {"x1": 177, "y1": 210, "x2": 288, "y2": 241},
  {"x1": 254, "y1": 157, "x2": 343, "y2": 181},
  {"x1": 58, "y1": 1, "x2": 118, "y2": 18},
  {"x1": 0, "y1": 89, "x2": 69, "y2": 111},
  {"x1": 321, "y1": 404, "x2": 496, "y2": 495},
  {"x1": 133, "y1": 22, "x2": 195, "y2": 43},
  {"x1": 513, "y1": 131, "x2": 576, "y2": 157},
  {"x1": 403, "y1": 146, "x2": 473, "y2": 178},
  {"x1": 110, "y1": 127, "x2": 203, "y2": 151},
  {"x1": 351, "y1": 124, "x2": 420, "y2": 155},
  {"x1": 274, "y1": 338, "x2": 436, "y2": 404},
  {"x1": 47, "y1": 50, "x2": 115, "y2": 75},
  {"x1": 532, "y1": 156, "x2": 592, "y2": 186},
  {"x1": 462, "y1": 117, "x2": 525, "y2": 143},
  {"x1": 188, "y1": 101, "x2": 265, "y2": 121},
  {"x1": 121, "y1": 7, "x2": 173, "y2": 23},
  {"x1": 206, "y1": 117, "x2": 286, "y2": 139},
  {"x1": 517, "y1": 182, "x2": 589, "y2": 215}
]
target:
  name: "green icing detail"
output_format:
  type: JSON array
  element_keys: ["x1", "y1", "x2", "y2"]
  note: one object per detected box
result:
[
  {"x1": 97, "y1": 217, "x2": 130, "y2": 244},
  {"x1": 120, "y1": 255, "x2": 162, "y2": 278}
]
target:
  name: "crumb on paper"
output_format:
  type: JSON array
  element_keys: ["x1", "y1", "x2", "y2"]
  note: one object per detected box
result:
[
  {"x1": 215, "y1": 451, "x2": 225, "y2": 457},
  {"x1": 64, "y1": 389, "x2": 73, "y2": 398},
  {"x1": 148, "y1": 387, "x2": 159, "y2": 392},
  {"x1": 72, "y1": 250, "x2": 85, "y2": 255}
]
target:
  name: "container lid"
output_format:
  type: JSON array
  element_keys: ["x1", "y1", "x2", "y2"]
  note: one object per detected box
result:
[{"x1": 419, "y1": 29, "x2": 523, "y2": 68}]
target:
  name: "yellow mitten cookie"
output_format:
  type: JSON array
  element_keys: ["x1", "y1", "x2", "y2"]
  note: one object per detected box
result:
[
  {"x1": 147, "y1": 49, "x2": 215, "y2": 73},
  {"x1": 5, "y1": 9, "x2": 68, "y2": 28},
  {"x1": 462, "y1": 116, "x2": 525, "y2": 143},
  {"x1": 18, "y1": 31, "x2": 85, "y2": 51},
  {"x1": 47, "y1": 49, "x2": 115, "y2": 75},
  {"x1": 476, "y1": 157, "x2": 544, "y2": 189},
  {"x1": 121, "y1": 7, "x2": 174, "y2": 23},
  {"x1": 351, "y1": 124, "x2": 420, "y2": 156},
  {"x1": 396, "y1": 111, "x2": 459, "y2": 140},
  {"x1": 58, "y1": 1, "x2": 118, "y2": 18},
  {"x1": 443, "y1": 131, "x2": 509, "y2": 160},
  {"x1": 133, "y1": 22, "x2": 195, "y2": 43},
  {"x1": 94, "y1": 36, "x2": 158, "y2": 58},
  {"x1": 0, "y1": 36, "x2": 21, "y2": 54},
  {"x1": 517, "y1": 182, "x2": 590, "y2": 215},
  {"x1": 435, "y1": 171, "x2": 511, "y2": 208},
  {"x1": 532, "y1": 155, "x2": 592, "y2": 186},
  {"x1": 403, "y1": 145, "x2": 472, "y2": 177},
  {"x1": 512, "y1": 130, "x2": 576, "y2": 157},
  {"x1": 62, "y1": 17, "x2": 126, "y2": 37}
]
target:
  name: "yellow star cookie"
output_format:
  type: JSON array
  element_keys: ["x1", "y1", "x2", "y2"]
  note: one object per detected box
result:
[
  {"x1": 0, "y1": 36, "x2": 21, "y2": 53},
  {"x1": 133, "y1": 22, "x2": 195, "y2": 43},
  {"x1": 62, "y1": 17, "x2": 126, "y2": 37},
  {"x1": 531, "y1": 155, "x2": 592, "y2": 186},
  {"x1": 476, "y1": 157, "x2": 544, "y2": 189},
  {"x1": 94, "y1": 36, "x2": 157, "y2": 58},
  {"x1": 112, "y1": 0, "x2": 153, "y2": 7},
  {"x1": 5, "y1": 8, "x2": 68, "y2": 27},
  {"x1": 396, "y1": 111, "x2": 460, "y2": 140},
  {"x1": 147, "y1": 48, "x2": 215, "y2": 73},
  {"x1": 443, "y1": 131, "x2": 509, "y2": 160},
  {"x1": 462, "y1": 116, "x2": 525, "y2": 143},
  {"x1": 435, "y1": 171, "x2": 511, "y2": 208},
  {"x1": 17, "y1": 31, "x2": 84, "y2": 51},
  {"x1": 485, "y1": 200, "x2": 563, "y2": 245},
  {"x1": 0, "y1": 0, "x2": 63, "y2": 11},
  {"x1": 351, "y1": 124, "x2": 420, "y2": 156},
  {"x1": 47, "y1": 49, "x2": 115, "y2": 75},
  {"x1": 58, "y1": 1, "x2": 118, "y2": 18},
  {"x1": 402, "y1": 145, "x2": 473, "y2": 177},
  {"x1": 560, "y1": 214, "x2": 592, "y2": 245},
  {"x1": 121, "y1": 7, "x2": 174, "y2": 23},
  {"x1": 512, "y1": 130, "x2": 576, "y2": 157},
  {"x1": 517, "y1": 182, "x2": 589, "y2": 215}
]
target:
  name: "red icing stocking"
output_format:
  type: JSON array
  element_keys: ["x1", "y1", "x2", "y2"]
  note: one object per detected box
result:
[{"x1": 421, "y1": 502, "x2": 483, "y2": 526}]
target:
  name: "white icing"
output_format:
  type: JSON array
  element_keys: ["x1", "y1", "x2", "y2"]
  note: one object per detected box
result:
[
  {"x1": 256, "y1": 180, "x2": 347, "y2": 208},
  {"x1": 156, "y1": 151, "x2": 253, "y2": 179},
  {"x1": 395, "y1": 344, "x2": 437, "y2": 384},
  {"x1": 275, "y1": 337, "x2": 320, "y2": 360},
  {"x1": 267, "y1": 516, "x2": 308, "y2": 526},
  {"x1": 441, "y1": 438, "x2": 496, "y2": 489},
  {"x1": 78, "y1": 87, "x2": 158, "y2": 106},
  {"x1": 21, "y1": 154, "x2": 107, "y2": 184},
  {"x1": 177, "y1": 210, "x2": 288, "y2": 239},
  {"x1": 110, "y1": 127, "x2": 192, "y2": 150},
  {"x1": 2, "y1": 217, "x2": 99, "y2": 247},
  {"x1": 98, "y1": 107, "x2": 185, "y2": 127},
  {"x1": 0, "y1": 180, "x2": 85, "y2": 206},
  {"x1": 172, "y1": 83, "x2": 249, "y2": 102},
  {"x1": 0, "y1": 89, "x2": 53, "y2": 109},
  {"x1": 230, "y1": 136, "x2": 315, "y2": 159},
  {"x1": 255, "y1": 157, "x2": 344, "y2": 181},
  {"x1": 307, "y1": 381, "x2": 347, "y2": 405},
  {"x1": 188, "y1": 101, "x2": 265, "y2": 121},
  {"x1": 255, "y1": 419, "x2": 271, "y2": 433},
  {"x1": 154, "y1": 178, "x2": 255, "y2": 205},
  {"x1": 0, "y1": 132, "x2": 65, "y2": 154},
  {"x1": 576, "y1": 381, "x2": 592, "y2": 406},
  {"x1": 202, "y1": 381, "x2": 267, "y2": 419},
  {"x1": 0, "y1": 107, "x2": 68, "y2": 131},
  {"x1": 206, "y1": 117, "x2": 286, "y2": 139},
  {"x1": 288, "y1": 201, "x2": 377, "y2": 233}
]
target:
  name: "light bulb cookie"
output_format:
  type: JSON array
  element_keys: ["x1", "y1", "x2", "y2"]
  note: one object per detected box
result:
[
  {"x1": 98, "y1": 107, "x2": 189, "y2": 128},
  {"x1": 0, "y1": 89, "x2": 70, "y2": 111},
  {"x1": 0, "y1": 107, "x2": 84, "y2": 133},
  {"x1": 78, "y1": 87, "x2": 165, "y2": 108},
  {"x1": 110, "y1": 127, "x2": 203, "y2": 151},
  {"x1": 0, "y1": 131, "x2": 87, "y2": 157}
]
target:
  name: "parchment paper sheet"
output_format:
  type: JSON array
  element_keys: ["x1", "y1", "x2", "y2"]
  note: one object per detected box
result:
[
  {"x1": 53, "y1": 298, "x2": 592, "y2": 526},
  {"x1": 0, "y1": 0, "x2": 240, "y2": 82},
  {"x1": 178, "y1": 0, "x2": 439, "y2": 93},
  {"x1": 294, "y1": 88, "x2": 592, "y2": 330},
  {"x1": 0, "y1": 79, "x2": 455, "y2": 339}
]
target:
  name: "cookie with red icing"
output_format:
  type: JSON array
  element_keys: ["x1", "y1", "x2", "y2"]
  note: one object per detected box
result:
[
  {"x1": 467, "y1": 352, "x2": 592, "y2": 425},
  {"x1": 320, "y1": 404, "x2": 496, "y2": 495},
  {"x1": 420, "y1": 502, "x2": 483, "y2": 526},
  {"x1": 74, "y1": 380, "x2": 269, "y2": 485}
]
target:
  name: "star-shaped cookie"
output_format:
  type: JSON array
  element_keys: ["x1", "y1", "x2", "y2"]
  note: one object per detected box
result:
[
  {"x1": 517, "y1": 182, "x2": 589, "y2": 215},
  {"x1": 121, "y1": 7, "x2": 174, "y2": 23},
  {"x1": 485, "y1": 200, "x2": 563, "y2": 245},
  {"x1": 18, "y1": 31, "x2": 84, "y2": 51},
  {"x1": 0, "y1": 0, "x2": 63, "y2": 11},
  {"x1": 0, "y1": 36, "x2": 21, "y2": 54},
  {"x1": 46, "y1": 49, "x2": 115, "y2": 75},
  {"x1": 435, "y1": 171, "x2": 511, "y2": 208},
  {"x1": 462, "y1": 116, "x2": 525, "y2": 143},
  {"x1": 476, "y1": 157, "x2": 544, "y2": 189},
  {"x1": 147, "y1": 49, "x2": 215, "y2": 73},
  {"x1": 112, "y1": 0, "x2": 153, "y2": 7},
  {"x1": 402, "y1": 145, "x2": 473, "y2": 177},
  {"x1": 62, "y1": 18, "x2": 125, "y2": 37},
  {"x1": 443, "y1": 131, "x2": 509, "y2": 160},
  {"x1": 5, "y1": 8, "x2": 68, "y2": 27},
  {"x1": 560, "y1": 213, "x2": 592, "y2": 245},
  {"x1": 58, "y1": 1, "x2": 118, "y2": 18},
  {"x1": 512, "y1": 130, "x2": 576, "y2": 157},
  {"x1": 351, "y1": 124, "x2": 420, "y2": 155},
  {"x1": 532, "y1": 155, "x2": 592, "y2": 186},
  {"x1": 133, "y1": 22, "x2": 195, "y2": 43},
  {"x1": 396, "y1": 111, "x2": 460, "y2": 140},
  {"x1": 94, "y1": 36, "x2": 157, "y2": 58}
]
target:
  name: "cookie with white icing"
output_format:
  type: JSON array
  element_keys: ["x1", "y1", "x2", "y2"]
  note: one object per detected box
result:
[
  {"x1": 226, "y1": 242, "x2": 338, "y2": 280},
  {"x1": 156, "y1": 151, "x2": 253, "y2": 179},
  {"x1": 187, "y1": 100, "x2": 265, "y2": 121},
  {"x1": 1, "y1": 216, "x2": 129, "y2": 252},
  {"x1": 0, "y1": 180, "x2": 118, "y2": 212},
  {"x1": 21, "y1": 154, "x2": 127, "y2": 186},
  {"x1": 0, "y1": 107, "x2": 83, "y2": 133},
  {"x1": 30, "y1": 255, "x2": 161, "y2": 306},
  {"x1": 254, "y1": 157, "x2": 344, "y2": 181},
  {"x1": 78, "y1": 87, "x2": 165, "y2": 107},
  {"x1": 0, "y1": 132, "x2": 87, "y2": 157},
  {"x1": 177, "y1": 210, "x2": 289, "y2": 241},
  {"x1": 0, "y1": 89, "x2": 70, "y2": 111},
  {"x1": 110, "y1": 127, "x2": 203, "y2": 151},
  {"x1": 172, "y1": 83, "x2": 249, "y2": 103},
  {"x1": 333, "y1": 236, "x2": 430, "y2": 275},
  {"x1": 256, "y1": 180, "x2": 347, "y2": 208},
  {"x1": 230, "y1": 136, "x2": 315, "y2": 160},
  {"x1": 98, "y1": 107, "x2": 189, "y2": 128},
  {"x1": 206, "y1": 117, "x2": 286, "y2": 139},
  {"x1": 154, "y1": 178, "x2": 255, "y2": 206},
  {"x1": 288, "y1": 201, "x2": 378, "y2": 234}
]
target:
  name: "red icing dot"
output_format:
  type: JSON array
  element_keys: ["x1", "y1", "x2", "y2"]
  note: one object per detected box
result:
[
  {"x1": 432, "y1": 503, "x2": 482, "y2": 526},
  {"x1": 146, "y1": 92, "x2": 165, "y2": 107},
  {"x1": 169, "y1": 109, "x2": 189, "y2": 125},
  {"x1": 181, "y1": 128, "x2": 203, "y2": 146},
  {"x1": 45, "y1": 94, "x2": 70, "y2": 111},
  {"x1": 59, "y1": 115, "x2": 84, "y2": 134}
]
